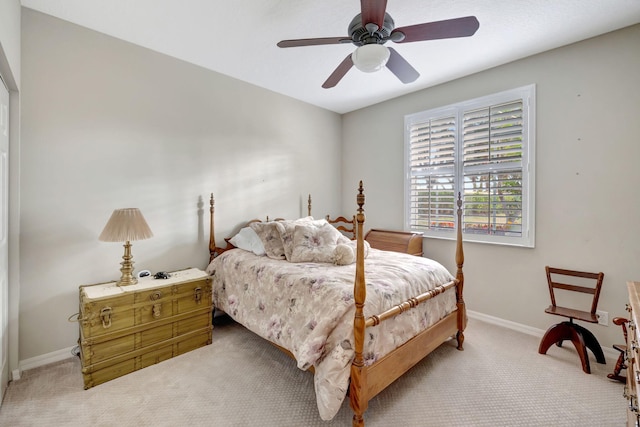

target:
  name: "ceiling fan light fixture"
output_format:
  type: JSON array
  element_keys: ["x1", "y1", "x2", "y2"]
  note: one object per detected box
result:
[{"x1": 351, "y1": 44, "x2": 390, "y2": 73}]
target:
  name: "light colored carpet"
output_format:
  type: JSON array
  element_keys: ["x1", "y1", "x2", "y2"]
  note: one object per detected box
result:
[{"x1": 0, "y1": 318, "x2": 627, "y2": 426}]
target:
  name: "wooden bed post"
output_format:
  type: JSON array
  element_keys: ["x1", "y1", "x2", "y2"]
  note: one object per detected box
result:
[
  {"x1": 209, "y1": 194, "x2": 216, "y2": 262},
  {"x1": 308, "y1": 194, "x2": 312, "y2": 217},
  {"x1": 350, "y1": 181, "x2": 367, "y2": 427},
  {"x1": 455, "y1": 192, "x2": 466, "y2": 350}
]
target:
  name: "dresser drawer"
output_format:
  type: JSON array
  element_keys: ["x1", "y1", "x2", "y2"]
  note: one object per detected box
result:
[
  {"x1": 80, "y1": 327, "x2": 212, "y2": 389},
  {"x1": 79, "y1": 268, "x2": 212, "y2": 339},
  {"x1": 79, "y1": 305, "x2": 212, "y2": 363}
]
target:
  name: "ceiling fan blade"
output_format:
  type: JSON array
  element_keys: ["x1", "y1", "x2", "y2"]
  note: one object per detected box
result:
[
  {"x1": 322, "y1": 54, "x2": 354, "y2": 89},
  {"x1": 386, "y1": 47, "x2": 419, "y2": 84},
  {"x1": 277, "y1": 37, "x2": 351, "y2": 48},
  {"x1": 361, "y1": 0, "x2": 388, "y2": 31},
  {"x1": 392, "y1": 16, "x2": 480, "y2": 43}
]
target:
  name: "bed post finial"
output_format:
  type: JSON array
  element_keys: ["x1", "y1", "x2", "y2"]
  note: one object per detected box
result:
[
  {"x1": 209, "y1": 193, "x2": 216, "y2": 262},
  {"x1": 455, "y1": 192, "x2": 466, "y2": 350},
  {"x1": 308, "y1": 194, "x2": 312, "y2": 217}
]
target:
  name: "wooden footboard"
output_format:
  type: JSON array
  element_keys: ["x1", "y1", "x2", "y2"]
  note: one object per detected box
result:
[
  {"x1": 365, "y1": 311, "x2": 459, "y2": 398},
  {"x1": 349, "y1": 182, "x2": 465, "y2": 427}
]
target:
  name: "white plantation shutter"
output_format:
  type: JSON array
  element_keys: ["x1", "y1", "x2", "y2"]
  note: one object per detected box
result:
[
  {"x1": 408, "y1": 116, "x2": 456, "y2": 232},
  {"x1": 462, "y1": 101, "x2": 524, "y2": 237},
  {"x1": 405, "y1": 85, "x2": 535, "y2": 247}
]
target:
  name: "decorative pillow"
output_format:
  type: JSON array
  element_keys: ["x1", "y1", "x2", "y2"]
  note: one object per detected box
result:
[
  {"x1": 333, "y1": 244, "x2": 356, "y2": 265},
  {"x1": 336, "y1": 234, "x2": 351, "y2": 245},
  {"x1": 289, "y1": 223, "x2": 343, "y2": 263},
  {"x1": 249, "y1": 222, "x2": 285, "y2": 260},
  {"x1": 335, "y1": 236, "x2": 371, "y2": 260},
  {"x1": 229, "y1": 227, "x2": 265, "y2": 256},
  {"x1": 276, "y1": 217, "x2": 328, "y2": 261}
]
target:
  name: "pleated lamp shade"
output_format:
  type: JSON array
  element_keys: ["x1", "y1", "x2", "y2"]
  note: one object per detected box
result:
[{"x1": 99, "y1": 208, "x2": 153, "y2": 242}]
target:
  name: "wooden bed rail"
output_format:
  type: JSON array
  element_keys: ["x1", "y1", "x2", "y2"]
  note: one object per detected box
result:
[{"x1": 365, "y1": 280, "x2": 458, "y2": 328}]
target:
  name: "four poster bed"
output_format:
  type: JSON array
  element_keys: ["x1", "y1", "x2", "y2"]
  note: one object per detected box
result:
[{"x1": 205, "y1": 181, "x2": 466, "y2": 426}]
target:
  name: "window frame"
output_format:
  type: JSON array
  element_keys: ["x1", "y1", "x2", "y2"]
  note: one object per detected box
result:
[{"x1": 404, "y1": 84, "x2": 536, "y2": 248}]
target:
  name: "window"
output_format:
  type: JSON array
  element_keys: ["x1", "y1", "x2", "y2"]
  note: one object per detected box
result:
[{"x1": 404, "y1": 85, "x2": 535, "y2": 247}]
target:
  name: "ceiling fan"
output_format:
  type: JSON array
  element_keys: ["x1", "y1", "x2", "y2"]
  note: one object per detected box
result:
[{"x1": 277, "y1": 0, "x2": 480, "y2": 89}]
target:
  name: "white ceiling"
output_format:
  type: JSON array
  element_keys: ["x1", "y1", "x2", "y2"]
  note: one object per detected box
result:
[{"x1": 21, "y1": 0, "x2": 640, "y2": 114}]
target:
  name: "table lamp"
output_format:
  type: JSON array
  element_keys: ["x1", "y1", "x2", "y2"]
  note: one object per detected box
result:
[{"x1": 99, "y1": 208, "x2": 153, "y2": 286}]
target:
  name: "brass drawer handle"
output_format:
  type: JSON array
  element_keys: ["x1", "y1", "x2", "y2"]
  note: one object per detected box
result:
[
  {"x1": 150, "y1": 291, "x2": 163, "y2": 318},
  {"x1": 194, "y1": 287, "x2": 202, "y2": 304},
  {"x1": 100, "y1": 307, "x2": 112, "y2": 329},
  {"x1": 152, "y1": 303, "x2": 162, "y2": 318}
]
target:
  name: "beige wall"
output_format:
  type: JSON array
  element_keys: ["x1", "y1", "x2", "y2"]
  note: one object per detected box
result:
[
  {"x1": 20, "y1": 9, "x2": 343, "y2": 360},
  {"x1": 342, "y1": 24, "x2": 640, "y2": 348}
]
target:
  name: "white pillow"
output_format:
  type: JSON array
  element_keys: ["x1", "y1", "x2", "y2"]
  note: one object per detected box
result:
[{"x1": 229, "y1": 227, "x2": 266, "y2": 256}]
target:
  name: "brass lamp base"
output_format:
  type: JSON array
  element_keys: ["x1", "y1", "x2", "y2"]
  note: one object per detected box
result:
[{"x1": 116, "y1": 241, "x2": 138, "y2": 286}]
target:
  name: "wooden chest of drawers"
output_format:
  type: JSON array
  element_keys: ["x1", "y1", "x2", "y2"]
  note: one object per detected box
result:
[
  {"x1": 364, "y1": 229, "x2": 424, "y2": 256},
  {"x1": 78, "y1": 268, "x2": 213, "y2": 389},
  {"x1": 626, "y1": 281, "x2": 640, "y2": 426}
]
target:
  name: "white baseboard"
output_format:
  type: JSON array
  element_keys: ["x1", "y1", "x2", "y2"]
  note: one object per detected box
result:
[
  {"x1": 468, "y1": 310, "x2": 547, "y2": 337},
  {"x1": 12, "y1": 312, "x2": 619, "y2": 378},
  {"x1": 467, "y1": 309, "x2": 619, "y2": 361},
  {"x1": 13, "y1": 346, "x2": 76, "y2": 381}
]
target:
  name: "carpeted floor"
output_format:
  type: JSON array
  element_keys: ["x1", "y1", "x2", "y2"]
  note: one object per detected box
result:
[{"x1": 0, "y1": 317, "x2": 627, "y2": 426}]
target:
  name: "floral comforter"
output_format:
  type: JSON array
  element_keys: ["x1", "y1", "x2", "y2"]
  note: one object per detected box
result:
[{"x1": 205, "y1": 248, "x2": 456, "y2": 420}]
